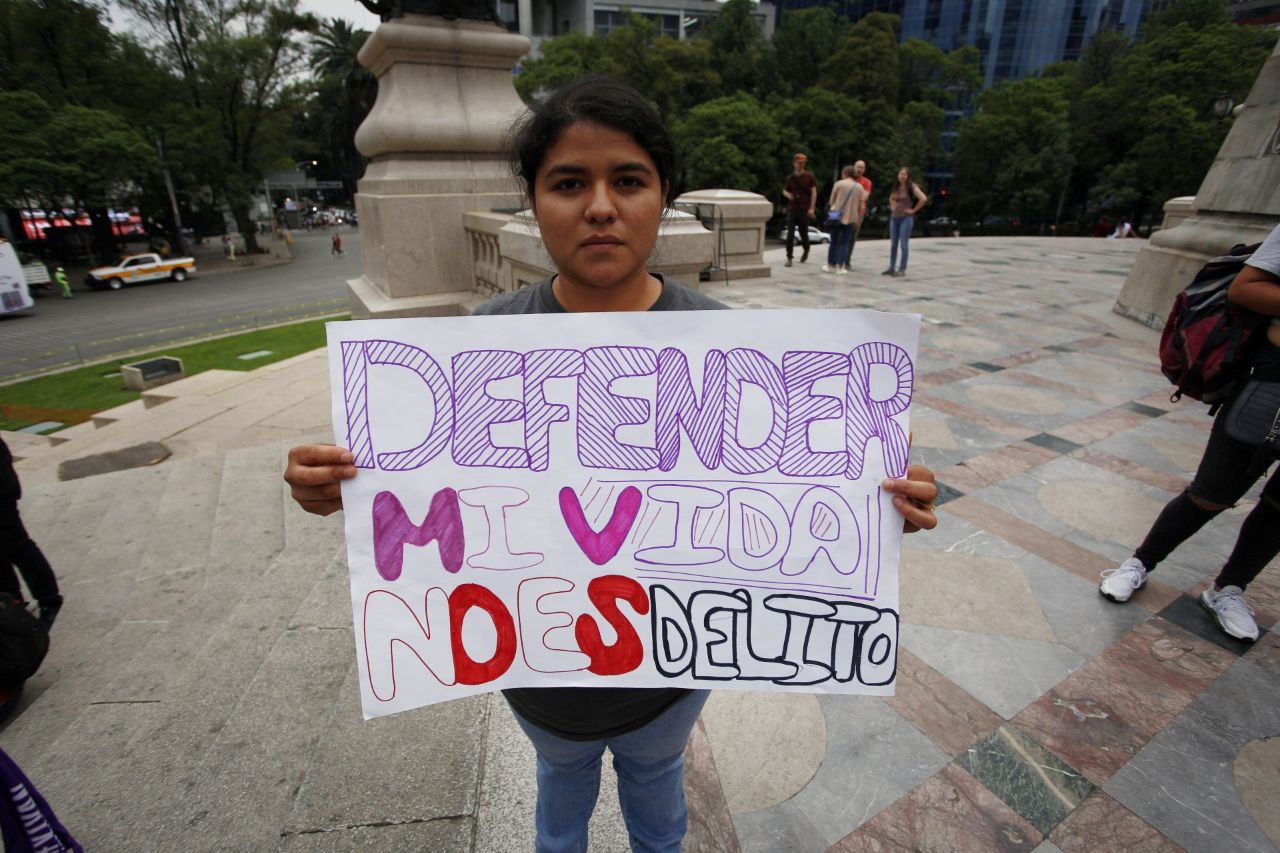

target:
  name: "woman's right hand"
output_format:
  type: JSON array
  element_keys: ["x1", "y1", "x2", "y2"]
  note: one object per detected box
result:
[{"x1": 284, "y1": 444, "x2": 357, "y2": 516}]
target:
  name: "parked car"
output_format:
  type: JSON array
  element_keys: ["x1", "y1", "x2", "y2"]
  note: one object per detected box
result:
[
  {"x1": 85, "y1": 253, "x2": 197, "y2": 290},
  {"x1": 927, "y1": 216, "x2": 957, "y2": 227},
  {"x1": 773, "y1": 225, "x2": 831, "y2": 244}
]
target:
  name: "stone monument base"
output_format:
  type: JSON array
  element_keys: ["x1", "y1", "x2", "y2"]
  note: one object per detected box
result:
[
  {"x1": 347, "y1": 275, "x2": 475, "y2": 319},
  {"x1": 1113, "y1": 213, "x2": 1277, "y2": 328},
  {"x1": 347, "y1": 15, "x2": 530, "y2": 319}
]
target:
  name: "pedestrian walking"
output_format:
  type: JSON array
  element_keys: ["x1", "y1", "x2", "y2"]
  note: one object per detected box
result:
[
  {"x1": 0, "y1": 438, "x2": 62, "y2": 631},
  {"x1": 331, "y1": 234, "x2": 343, "y2": 256},
  {"x1": 883, "y1": 167, "x2": 928, "y2": 278},
  {"x1": 844, "y1": 160, "x2": 872, "y2": 267},
  {"x1": 283, "y1": 75, "x2": 940, "y2": 853},
  {"x1": 782, "y1": 153, "x2": 817, "y2": 268},
  {"x1": 1099, "y1": 223, "x2": 1280, "y2": 642},
  {"x1": 823, "y1": 166, "x2": 867, "y2": 275},
  {"x1": 53, "y1": 265, "x2": 71, "y2": 299}
]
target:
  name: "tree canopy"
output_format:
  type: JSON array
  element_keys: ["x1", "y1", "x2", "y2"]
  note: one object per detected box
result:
[{"x1": 0, "y1": 0, "x2": 1274, "y2": 260}]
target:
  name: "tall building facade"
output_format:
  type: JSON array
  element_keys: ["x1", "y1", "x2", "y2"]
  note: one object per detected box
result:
[{"x1": 776, "y1": 0, "x2": 1150, "y2": 85}]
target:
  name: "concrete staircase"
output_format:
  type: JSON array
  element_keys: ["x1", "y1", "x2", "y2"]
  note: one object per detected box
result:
[
  {"x1": 0, "y1": 356, "x2": 658, "y2": 851},
  {"x1": 9, "y1": 349, "x2": 335, "y2": 486}
]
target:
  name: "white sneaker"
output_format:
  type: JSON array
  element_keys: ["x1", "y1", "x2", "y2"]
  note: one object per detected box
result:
[
  {"x1": 836, "y1": 267, "x2": 849, "y2": 275},
  {"x1": 1099, "y1": 558, "x2": 1147, "y2": 602},
  {"x1": 821, "y1": 264, "x2": 834, "y2": 273},
  {"x1": 1200, "y1": 585, "x2": 1259, "y2": 642}
]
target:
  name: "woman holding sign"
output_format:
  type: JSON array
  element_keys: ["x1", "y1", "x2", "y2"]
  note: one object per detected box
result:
[{"x1": 284, "y1": 76, "x2": 938, "y2": 853}]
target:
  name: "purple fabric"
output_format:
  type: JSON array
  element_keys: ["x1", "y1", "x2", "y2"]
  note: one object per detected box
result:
[{"x1": 0, "y1": 748, "x2": 82, "y2": 852}]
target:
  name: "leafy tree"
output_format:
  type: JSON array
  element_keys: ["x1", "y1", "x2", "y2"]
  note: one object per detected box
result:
[
  {"x1": 515, "y1": 12, "x2": 717, "y2": 125},
  {"x1": 0, "y1": 92, "x2": 155, "y2": 258},
  {"x1": 596, "y1": 13, "x2": 719, "y2": 122},
  {"x1": 897, "y1": 39, "x2": 980, "y2": 110},
  {"x1": 770, "y1": 7, "x2": 841, "y2": 98},
  {"x1": 701, "y1": 0, "x2": 772, "y2": 97},
  {"x1": 119, "y1": 0, "x2": 317, "y2": 252},
  {"x1": 891, "y1": 100, "x2": 944, "y2": 182},
  {"x1": 45, "y1": 106, "x2": 158, "y2": 256},
  {"x1": 675, "y1": 93, "x2": 781, "y2": 195},
  {"x1": 305, "y1": 18, "x2": 375, "y2": 197},
  {"x1": 1073, "y1": 29, "x2": 1126, "y2": 91},
  {"x1": 769, "y1": 87, "x2": 857, "y2": 190},
  {"x1": 953, "y1": 75, "x2": 1073, "y2": 225},
  {"x1": 1067, "y1": 1, "x2": 1274, "y2": 225},
  {"x1": 514, "y1": 31, "x2": 603, "y2": 101},
  {"x1": 1141, "y1": 0, "x2": 1230, "y2": 37},
  {"x1": 0, "y1": 0, "x2": 125, "y2": 108},
  {"x1": 0, "y1": 91, "x2": 59, "y2": 213},
  {"x1": 819, "y1": 13, "x2": 899, "y2": 112}
]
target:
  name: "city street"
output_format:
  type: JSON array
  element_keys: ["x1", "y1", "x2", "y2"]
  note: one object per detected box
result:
[{"x1": 0, "y1": 228, "x2": 361, "y2": 382}]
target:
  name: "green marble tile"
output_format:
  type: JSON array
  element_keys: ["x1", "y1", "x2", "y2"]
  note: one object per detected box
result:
[{"x1": 957, "y1": 725, "x2": 1097, "y2": 835}]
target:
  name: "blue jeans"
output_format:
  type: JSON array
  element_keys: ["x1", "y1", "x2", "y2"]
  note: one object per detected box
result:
[
  {"x1": 841, "y1": 222, "x2": 860, "y2": 266},
  {"x1": 510, "y1": 690, "x2": 711, "y2": 853},
  {"x1": 827, "y1": 222, "x2": 853, "y2": 266},
  {"x1": 890, "y1": 215, "x2": 914, "y2": 271}
]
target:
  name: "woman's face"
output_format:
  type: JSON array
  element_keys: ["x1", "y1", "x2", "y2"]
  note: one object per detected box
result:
[
  {"x1": 532, "y1": 121, "x2": 667, "y2": 292},
  {"x1": 897, "y1": 168, "x2": 909, "y2": 185}
]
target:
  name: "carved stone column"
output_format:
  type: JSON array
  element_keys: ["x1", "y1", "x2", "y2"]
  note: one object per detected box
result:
[
  {"x1": 1114, "y1": 41, "x2": 1280, "y2": 328},
  {"x1": 349, "y1": 15, "x2": 531, "y2": 319}
]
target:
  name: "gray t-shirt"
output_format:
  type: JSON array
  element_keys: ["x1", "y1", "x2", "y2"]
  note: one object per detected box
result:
[
  {"x1": 473, "y1": 273, "x2": 723, "y2": 740},
  {"x1": 472, "y1": 273, "x2": 727, "y2": 315},
  {"x1": 1244, "y1": 223, "x2": 1280, "y2": 326}
]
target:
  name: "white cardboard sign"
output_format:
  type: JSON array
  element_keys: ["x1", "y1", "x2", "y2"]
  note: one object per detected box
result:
[{"x1": 327, "y1": 308, "x2": 920, "y2": 719}]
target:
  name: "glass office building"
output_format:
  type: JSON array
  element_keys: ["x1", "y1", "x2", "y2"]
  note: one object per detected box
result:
[{"x1": 776, "y1": 0, "x2": 1150, "y2": 85}]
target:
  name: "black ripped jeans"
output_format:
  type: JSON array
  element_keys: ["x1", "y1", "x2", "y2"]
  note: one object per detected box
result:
[{"x1": 1133, "y1": 344, "x2": 1280, "y2": 590}]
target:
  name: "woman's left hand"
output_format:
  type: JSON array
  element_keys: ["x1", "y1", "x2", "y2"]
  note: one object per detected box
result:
[{"x1": 882, "y1": 465, "x2": 939, "y2": 533}]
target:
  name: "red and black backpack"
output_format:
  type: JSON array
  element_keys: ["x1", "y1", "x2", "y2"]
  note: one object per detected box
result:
[{"x1": 1159, "y1": 242, "x2": 1266, "y2": 405}]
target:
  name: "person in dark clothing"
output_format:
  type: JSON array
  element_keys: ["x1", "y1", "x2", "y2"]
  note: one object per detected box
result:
[
  {"x1": 782, "y1": 153, "x2": 817, "y2": 267},
  {"x1": 1100, "y1": 223, "x2": 1280, "y2": 642},
  {"x1": 284, "y1": 76, "x2": 939, "y2": 852},
  {"x1": 0, "y1": 438, "x2": 61, "y2": 629}
]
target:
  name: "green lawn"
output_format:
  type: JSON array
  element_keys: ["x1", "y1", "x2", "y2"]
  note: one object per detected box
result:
[{"x1": 0, "y1": 316, "x2": 345, "y2": 432}]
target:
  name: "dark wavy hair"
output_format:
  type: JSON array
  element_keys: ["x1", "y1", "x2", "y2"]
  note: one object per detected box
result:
[{"x1": 508, "y1": 75, "x2": 676, "y2": 205}]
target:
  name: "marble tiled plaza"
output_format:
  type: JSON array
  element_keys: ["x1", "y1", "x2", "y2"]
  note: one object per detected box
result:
[{"x1": 2, "y1": 236, "x2": 1277, "y2": 852}]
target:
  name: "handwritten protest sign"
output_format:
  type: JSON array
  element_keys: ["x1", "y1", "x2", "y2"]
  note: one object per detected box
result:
[{"x1": 327, "y1": 308, "x2": 920, "y2": 720}]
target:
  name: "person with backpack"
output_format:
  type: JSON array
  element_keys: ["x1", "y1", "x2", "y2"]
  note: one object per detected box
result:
[{"x1": 1100, "y1": 222, "x2": 1280, "y2": 642}]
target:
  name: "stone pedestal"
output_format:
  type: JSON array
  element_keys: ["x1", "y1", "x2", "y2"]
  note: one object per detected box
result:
[
  {"x1": 348, "y1": 16, "x2": 531, "y2": 319},
  {"x1": 498, "y1": 209, "x2": 716, "y2": 287},
  {"x1": 1114, "y1": 41, "x2": 1280, "y2": 328},
  {"x1": 674, "y1": 189, "x2": 774, "y2": 280},
  {"x1": 1157, "y1": 196, "x2": 1196, "y2": 233}
]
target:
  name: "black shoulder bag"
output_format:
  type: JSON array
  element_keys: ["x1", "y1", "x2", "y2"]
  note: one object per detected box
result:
[{"x1": 1224, "y1": 378, "x2": 1280, "y2": 476}]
